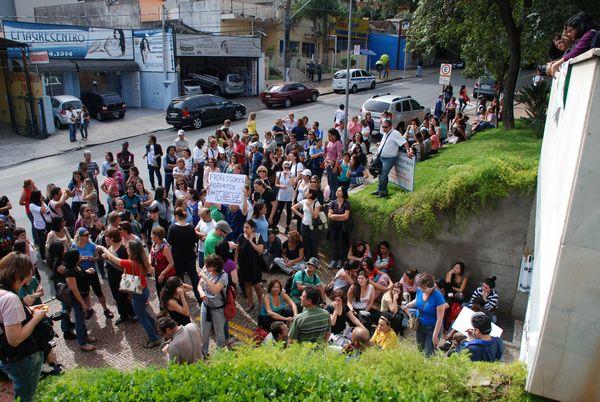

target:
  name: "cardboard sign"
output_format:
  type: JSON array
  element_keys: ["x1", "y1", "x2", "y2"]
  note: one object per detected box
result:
[
  {"x1": 205, "y1": 173, "x2": 246, "y2": 206},
  {"x1": 389, "y1": 152, "x2": 415, "y2": 192},
  {"x1": 452, "y1": 306, "x2": 503, "y2": 338},
  {"x1": 439, "y1": 63, "x2": 452, "y2": 85}
]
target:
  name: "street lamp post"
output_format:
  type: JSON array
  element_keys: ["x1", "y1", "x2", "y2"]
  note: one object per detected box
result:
[{"x1": 343, "y1": 0, "x2": 353, "y2": 146}]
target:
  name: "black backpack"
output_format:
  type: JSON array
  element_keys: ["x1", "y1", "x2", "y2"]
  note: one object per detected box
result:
[
  {"x1": 49, "y1": 202, "x2": 77, "y2": 229},
  {"x1": 284, "y1": 270, "x2": 306, "y2": 295}
]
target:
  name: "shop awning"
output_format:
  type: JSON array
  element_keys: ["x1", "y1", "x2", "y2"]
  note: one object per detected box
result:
[
  {"x1": 34, "y1": 59, "x2": 77, "y2": 73},
  {"x1": 74, "y1": 60, "x2": 139, "y2": 72}
]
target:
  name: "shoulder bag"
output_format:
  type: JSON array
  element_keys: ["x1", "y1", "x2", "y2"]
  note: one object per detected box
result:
[
  {"x1": 119, "y1": 262, "x2": 143, "y2": 294},
  {"x1": 369, "y1": 131, "x2": 393, "y2": 178}
]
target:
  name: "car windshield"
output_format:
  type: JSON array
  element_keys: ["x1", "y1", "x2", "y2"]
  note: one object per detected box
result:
[
  {"x1": 62, "y1": 100, "x2": 82, "y2": 110},
  {"x1": 102, "y1": 94, "x2": 122, "y2": 104},
  {"x1": 267, "y1": 85, "x2": 285, "y2": 93},
  {"x1": 227, "y1": 74, "x2": 242, "y2": 83},
  {"x1": 334, "y1": 71, "x2": 347, "y2": 79},
  {"x1": 183, "y1": 80, "x2": 199, "y2": 86},
  {"x1": 363, "y1": 100, "x2": 390, "y2": 113},
  {"x1": 168, "y1": 100, "x2": 185, "y2": 110}
]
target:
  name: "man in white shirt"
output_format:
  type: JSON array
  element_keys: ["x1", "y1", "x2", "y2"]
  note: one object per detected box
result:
[
  {"x1": 158, "y1": 317, "x2": 204, "y2": 364},
  {"x1": 194, "y1": 208, "x2": 217, "y2": 267},
  {"x1": 334, "y1": 104, "x2": 346, "y2": 125},
  {"x1": 372, "y1": 119, "x2": 413, "y2": 198},
  {"x1": 282, "y1": 113, "x2": 296, "y2": 132}
]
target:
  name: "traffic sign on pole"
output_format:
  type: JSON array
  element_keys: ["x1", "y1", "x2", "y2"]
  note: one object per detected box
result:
[{"x1": 439, "y1": 63, "x2": 452, "y2": 85}]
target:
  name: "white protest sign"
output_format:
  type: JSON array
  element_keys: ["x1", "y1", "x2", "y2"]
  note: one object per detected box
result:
[
  {"x1": 452, "y1": 306, "x2": 503, "y2": 338},
  {"x1": 389, "y1": 152, "x2": 415, "y2": 192},
  {"x1": 439, "y1": 63, "x2": 452, "y2": 85},
  {"x1": 205, "y1": 172, "x2": 246, "y2": 206}
]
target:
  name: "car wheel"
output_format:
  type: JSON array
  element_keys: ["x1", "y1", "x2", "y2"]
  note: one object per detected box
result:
[
  {"x1": 234, "y1": 109, "x2": 244, "y2": 120},
  {"x1": 284, "y1": 98, "x2": 292, "y2": 108},
  {"x1": 351, "y1": 85, "x2": 358, "y2": 94},
  {"x1": 370, "y1": 81, "x2": 376, "y2": 89},
  {"x1": 192, "y1": 117, "x2": 203, "y2": 129},
  {"x1": 96, "y1": 112, "x2": 103, "y2": 121},
  {"x1": 310, "y1": 93, "x2": 318, "y2": 102}
]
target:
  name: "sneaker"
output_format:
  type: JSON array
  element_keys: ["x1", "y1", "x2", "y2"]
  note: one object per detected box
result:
[
  {"x1": 80, "y1": 344, "x2": 96, "y2": 352},
  {"x1": 144, "y1": 339, "x2": 161, "y2": 349}
]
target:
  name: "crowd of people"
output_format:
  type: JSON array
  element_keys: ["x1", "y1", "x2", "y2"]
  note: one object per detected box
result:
[{"x1": 0, "y1": 76, "x2": 520, "y2": 402}]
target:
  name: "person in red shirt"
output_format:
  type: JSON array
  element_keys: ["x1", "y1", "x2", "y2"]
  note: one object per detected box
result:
[{"x1": 99, "y1": 240, "x2": 161, "y2": 348}]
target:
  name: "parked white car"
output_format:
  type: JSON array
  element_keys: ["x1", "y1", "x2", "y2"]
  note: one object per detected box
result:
[
  {"x1": 360, "y1": 94, "x2": 431, "y2": 133},
  {"x1": 181, "y1": 79, "x2": 203, "y2": 95},
  {"x1": 51, "y1": 95, "x2": 82, "y2": 129},
  {"x1": 332, "y1": 69, "x2": 376, "y2": 93}
]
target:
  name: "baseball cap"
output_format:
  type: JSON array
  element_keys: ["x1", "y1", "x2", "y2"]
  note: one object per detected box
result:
[
  {"x1": 215, "y1": 221, "x2": 232, "y2": 234},
  {"x1": 306, "y1": 257, "x2": 319, "y2": 268},
  {"x1": 302, "y1": 169, "x2": 312, "y2": 176},
  {"x1": 177, "y1": 129, "x2": 185, "y2": 136}
]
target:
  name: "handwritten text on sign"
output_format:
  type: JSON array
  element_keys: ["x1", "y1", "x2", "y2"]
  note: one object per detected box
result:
[
  {"x1": 205, "y1": 173, "x2": 246, "y2": 206},
  {"x1": 389, "y1": 153, "x2": 415, "y2": 192}
]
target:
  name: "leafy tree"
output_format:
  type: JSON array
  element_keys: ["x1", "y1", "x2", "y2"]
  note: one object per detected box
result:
[
  {"x1": 409, "y1": 0, "x2": 588, "y2": 129},
  {"x1": 294, "y1": 0, "x2": 344, "y2": 66}
]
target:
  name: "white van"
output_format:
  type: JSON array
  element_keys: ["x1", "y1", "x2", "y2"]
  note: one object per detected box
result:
[{"x1": 332, "y1": 69, "x2": 376, "y2": 93}]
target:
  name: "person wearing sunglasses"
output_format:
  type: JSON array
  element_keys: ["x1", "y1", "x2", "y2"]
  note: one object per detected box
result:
[{"x1": 372, "y1": 119, "x2": 413, "y2": 198}]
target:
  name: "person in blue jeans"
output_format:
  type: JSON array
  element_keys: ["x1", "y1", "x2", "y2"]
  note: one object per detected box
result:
[
  {"x1": 403, "y1": 273, "x2": 447, "y2": 357},
  {"x1": 99, "y1": 240, "x2": 161, "y2": 348},
  {"x1": 372, "y1": 120, "x2": 413, "y2": 198},
  {"x1": 63, "y1": 249, "x2": 97, "y2": 351},
  {"x1": 0, "y1": 252, "x2": 46, "y2": 402},
  {"x1": 66, "y1": 105, "x2": 79, "y2": 142}
]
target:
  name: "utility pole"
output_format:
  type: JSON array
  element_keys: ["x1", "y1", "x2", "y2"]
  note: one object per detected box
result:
[
  {"x1": 162, "y1": 3, "x2": 169, "y2": 81},
  {"x1": 282, "y1": 0, "x2": 291, "y2": 82},
  {"x1": 343, "y1": 0, "x2": 353, "y2": 144}
]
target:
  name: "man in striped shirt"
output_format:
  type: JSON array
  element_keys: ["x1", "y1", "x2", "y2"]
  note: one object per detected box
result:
[{"x1": 288, "y1": 287, "x2": 330, "y2": 344}]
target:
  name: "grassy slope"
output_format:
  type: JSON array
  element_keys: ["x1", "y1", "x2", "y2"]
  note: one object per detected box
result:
[
  {"x1": 351, "y1": 124, "x2": 542, "y2": 238},
  {"x1": 37, "y1": 343, "x2": 538, "y2": 401}
]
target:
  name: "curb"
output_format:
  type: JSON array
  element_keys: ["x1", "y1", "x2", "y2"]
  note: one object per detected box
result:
[{"x1": 316, "y1": 75, "x2": 406, "y2": 97}]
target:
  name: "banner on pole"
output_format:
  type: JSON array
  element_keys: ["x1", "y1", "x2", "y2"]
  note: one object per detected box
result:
[{"x1": 205, "y1": 173, "x2": 246, "y2": 206}]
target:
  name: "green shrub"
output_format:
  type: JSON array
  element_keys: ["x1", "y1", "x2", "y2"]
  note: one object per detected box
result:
[
  {"x1": 340, "y1": 56, "x2": 357, "y2": 68},
  {"x1": 37, "y1": 343, "x2": 535, "y2": 401},
  {"x1": 516, "y1": 82, "x2": 550, "y2": 138},
  {"x1": 350, "y1": 125, "x2": 542, "y2": 239}
]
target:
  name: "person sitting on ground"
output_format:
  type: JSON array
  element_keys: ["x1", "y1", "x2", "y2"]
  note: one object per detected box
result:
[
  {"x1": 326, "y1": 289, "x2": 366, "y2": 336},
  {"x1": 262, "y1": 321, "x2": 289, "y2": 345},
  {"x1": 347, "y1": 240, "x2": 371, "y2": 263},
  {"x1": 370, "y1": 315, "x2": 399, "y2": 350},
  {"x1": 257, "y1": 279, "x2": 298, "y2": 330},
  {"x1": 328, "y1": 260, "x2": 359, "y2": 295},
  {"x1": 361, "y1": 257, "x2": 391, "y2": 302},
  {"x1": 380, "y1": 281, "x2": 409, "y2": 337},
  {"x1": 399, "y1": 268, "x2": 420, "y2": 301},
  {"x1": 288, "y1": 287, "x2": 331, "y2": 344},
  {"x1": 273, "y1": 230, "x2": 305, "y2": 275},
  {"x1": 157, "y1": 316, "x2": 204, "y2": 364},
  {"x1": 438, "y1": 261, "x2": 468, "y2": 303},
  {"x1": 468, "y1": 276, "x2": 499, "y2": 323},
  {"x1": 373, "y1": 241, "x2": 395, "y2": 274},
  {"x1": 159, "y1": 276, "x2": 192, "y2": 326},
  {"x1": 288, "y1": 257, "x2": 326, "y2": 307},
  {"x1": 342, "y1": 326, "x2": 371, "y2": 357},
  {"x1": 455, "y1": 312, "x2": 503, "y2": 362}
]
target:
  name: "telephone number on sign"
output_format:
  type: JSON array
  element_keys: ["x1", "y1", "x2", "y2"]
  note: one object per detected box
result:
[{"x1": 48, "y1": 51, "x2": 73, "y2": 57}]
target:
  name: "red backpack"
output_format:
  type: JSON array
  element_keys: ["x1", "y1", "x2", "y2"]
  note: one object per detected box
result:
[{"x1": 218, "y1": 272, "x2": 237, "y2": 320}]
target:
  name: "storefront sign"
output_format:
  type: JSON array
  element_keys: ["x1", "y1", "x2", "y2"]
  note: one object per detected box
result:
[
  {"x1": 205, "y1": 173, "x2": 246, "y2": 206},
  {"x1": 389, "y1": 153, "x2": 415, "y2": 192},
  {"x1": 176, "y1": 34, "x2": 261, "y2": 58},
  {"x1": 2, "y1": 20, "x2": 133, "y2": 60},
  {"x1": 133, "y1": 29, "x2": 174, "y2": 72},
  {"x1": 29, "y1": 51, "x2": 49, "y2": 64}
]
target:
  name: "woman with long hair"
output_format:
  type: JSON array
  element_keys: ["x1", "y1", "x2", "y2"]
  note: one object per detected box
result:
[
  {"x1": 102, "y1": 228, "x2": 135, "y2": 325},
  {"x1": 19, "y1": 178, "x2": 37, "y2": 227},
  {"x1": 82, "y1": 178, "x2": 99, "y2": 215},
  {"x1": 273, "y1": 161, "x2": 294, "y2": 233},
  {"x1": 291, "y1": 188, "x2": 322, "y2": 260},
  {"x1": 257, "y1": 279, "x2": 297, "y2": 330},
  {"x1": 251, "y1": 202, "x2": 269, "y2": 247},
  {"x1": 135, "y1": 180, "x2": 154, "y2": 222},
  {"x1": 159, "y1": 276, "x2": 192, "y2": 326},
  {"x1": 150, "y1": 226, "x2": 175, "y2": 296},
  {"x1": 246, "y1": 112, "x2": 257, "y2": 135},
  {"x1": 150, "y1": 186, "x2": 171, "y2": 222},
  {"x1": 272, "y1": 230, "x2": 305, "y2": 274},
  {"x1": 198, "y1": 255, "x2": 229, "y2": 355},
  {"x1": 167, "y1": 208, "x2": 201, "y2": 304},
  {"x1": 45, "y1": 216, "x2": 72, "y2": 255},
  {"x1": 28, "y1": 189, "x2": 50, "y2": 261},
  {"x1": 0, "y1": 252, "x2": 47, "y2": 400},
  {"x1": 99, "y1": 240, "x2": 161, "y2": 348},
  {"x1": 68, "y1": 170, "x2": 85, "y2": 217},
  {"x1": 327, "y1": 187, "x2": 350, "y2": 270},
  {"x1": 203, "y1": 158, "x2": 220, "y2": 190},
  {"x1": 325, "y1": 128, "x2": 343, "y2": 196}
]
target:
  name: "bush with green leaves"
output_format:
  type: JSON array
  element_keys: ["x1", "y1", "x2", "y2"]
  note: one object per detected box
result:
[
  {"x1": 516, "y1": 82, "x2": 550, "y2": 138},
  {"x1": 350, "y1": 124, "x2": 542, "y2": 239},
  {"x1": 37, "y1": 343, "x2": 536, "y2": 401}
]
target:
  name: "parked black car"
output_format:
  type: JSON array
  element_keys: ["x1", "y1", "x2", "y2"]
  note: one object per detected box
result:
[
  {"x1": 80, "y1": 91, "x2": 126, "y2": 121},
  {"x1": 166, "y1": 94, "x2": 246, "y2": 130}
]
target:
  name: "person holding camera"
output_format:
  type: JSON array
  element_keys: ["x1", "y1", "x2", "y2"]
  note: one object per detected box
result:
[{"x1": 371, "y1": 120, "x2": 413, "y2": 199}]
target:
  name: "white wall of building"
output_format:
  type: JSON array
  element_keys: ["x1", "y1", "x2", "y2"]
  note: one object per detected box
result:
[{"x1": 521, "y1": 49, "x2": 600, "y2": 401}]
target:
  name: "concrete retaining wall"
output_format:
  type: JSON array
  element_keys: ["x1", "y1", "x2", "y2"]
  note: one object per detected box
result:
[{"x1": 350, "y1": 193, "x2": 533, "y2": 320}]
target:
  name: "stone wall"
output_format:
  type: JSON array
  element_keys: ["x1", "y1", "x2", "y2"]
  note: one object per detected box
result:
[{"x1": 350, "y1": 193, "x2": 534, "y2": 320}]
